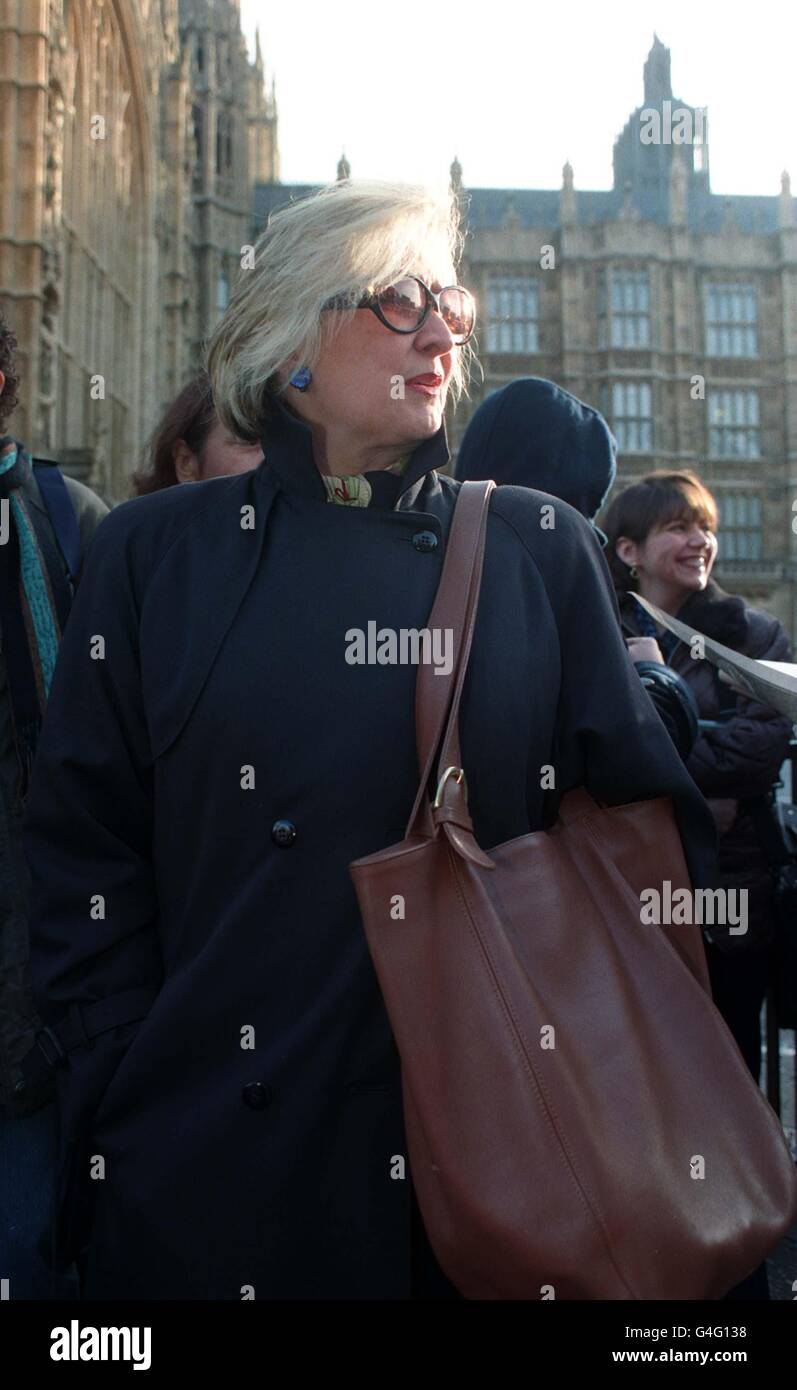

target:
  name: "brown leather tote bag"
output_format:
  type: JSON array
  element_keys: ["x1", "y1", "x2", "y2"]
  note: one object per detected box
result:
[{"x1": 349, "y1": 480, "x2": 797, "y2": 1300}]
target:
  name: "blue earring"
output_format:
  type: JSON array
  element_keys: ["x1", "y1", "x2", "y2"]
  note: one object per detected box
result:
[{"x1": 289, "y1": 365, "x2": 312, "y2": 391}]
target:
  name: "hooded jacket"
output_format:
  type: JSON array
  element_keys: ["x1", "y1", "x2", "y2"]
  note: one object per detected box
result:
[
  {"x1": 454, "y1": 379, "x2": 699, "y2": 757},
  {"x1": 455, "y1": 378, "x2": 616, "y2": 537}
]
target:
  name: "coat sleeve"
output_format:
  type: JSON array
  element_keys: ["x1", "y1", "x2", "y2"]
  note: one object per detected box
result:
[
  {"x1": 62, "y1": 474, "x2": 110, "y2": 564},
  {"x1": 23, "y1": 505, "x2": 162, "y2": 1263},
  {"x1": 686, "y1": 616, "x2": 794, "y2": 799},
  {"x1": 633, "y1": 660, "x2": 700, "y2": 760},
  {"x1": 533, "y1": 506, "x2": 718, "y2": 892}
]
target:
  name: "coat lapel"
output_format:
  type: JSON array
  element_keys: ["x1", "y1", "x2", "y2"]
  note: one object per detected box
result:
[
  {"x1": 140, "y1": 468, "x2": 279, "y2": 759},
  {"x1": 141, "y1": 397, "x2": 451, "y2": 761}
]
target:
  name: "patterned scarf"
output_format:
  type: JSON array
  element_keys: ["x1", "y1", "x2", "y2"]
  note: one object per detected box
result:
[
  {"x1": 321, "y1": 454, "x2": 410, "y2": 507},
  {"x1": 633, "y1": 600, "x2": 681, "y2": 662},
  {"x1": 0, "y1": 438, "x2": 70, "y2": 801}
]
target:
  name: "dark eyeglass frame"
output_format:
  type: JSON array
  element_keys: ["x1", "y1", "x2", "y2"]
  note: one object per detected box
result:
[{"x1": 324, "y1": 274, "x2": 476, "y2": 345}]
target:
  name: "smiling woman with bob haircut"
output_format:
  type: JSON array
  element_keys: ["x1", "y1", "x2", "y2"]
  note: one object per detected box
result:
[
  {"x1": 24, "y1": 180, "x2": 716, "y2": 1300},
  {"x1": 604, "y1": 471, "x2": 793, "y2": 1087}
]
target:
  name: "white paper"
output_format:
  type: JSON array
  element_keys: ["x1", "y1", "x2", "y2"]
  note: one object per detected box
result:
[{"x1": 631, "y1": 593, "x2": 797, "y2": 722}]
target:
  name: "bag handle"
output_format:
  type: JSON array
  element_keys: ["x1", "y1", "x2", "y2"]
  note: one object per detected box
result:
[{"x1": 405, "y1": 480, "x2": 494, "y2": 845}]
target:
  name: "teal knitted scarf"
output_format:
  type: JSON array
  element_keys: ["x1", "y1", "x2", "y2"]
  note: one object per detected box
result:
[{"x1": 0, "y1": 438, "x2": 65, "y2": 799}]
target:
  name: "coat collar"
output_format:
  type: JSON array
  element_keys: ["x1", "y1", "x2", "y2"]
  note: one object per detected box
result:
[
  {"x1": 256, "y1": 390, "x2": 450, "y2": 509},
  {"x1": 675, "y1": 578, "x2": 749, "y2": 647}
]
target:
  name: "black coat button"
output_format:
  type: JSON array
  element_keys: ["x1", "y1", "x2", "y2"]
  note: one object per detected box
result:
[
  {"x1": 271, "y1": 819, "x2": 297, "y2": 847},
  {"x1": 412, "y1": 530, "x2": 438, "y2": 553},
  {"x1": 242, "y1": 1082, "x2": 273, "y2": 1111}
]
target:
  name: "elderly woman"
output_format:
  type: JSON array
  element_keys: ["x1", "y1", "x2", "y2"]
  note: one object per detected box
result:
[{"x1": 23, "y1": 180, "x2": 716, "y2": 1300}]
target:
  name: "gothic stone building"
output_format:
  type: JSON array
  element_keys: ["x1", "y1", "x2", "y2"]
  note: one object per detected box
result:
[
  {"x1": 256, "y1": 38, "x2": 797, "y2": 640},
  {"x1": 0, "y1": 0, "x2": 278, "y2": 500}
]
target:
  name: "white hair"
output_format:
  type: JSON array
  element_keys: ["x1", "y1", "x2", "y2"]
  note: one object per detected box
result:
[{"x1": 205, "y1": 179, "x2": 476, "y2": 441}]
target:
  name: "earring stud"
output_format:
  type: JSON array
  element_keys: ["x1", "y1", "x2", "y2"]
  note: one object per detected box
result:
[{"x1": 289, "y1": 365, "x2": 312, "y2": 391}]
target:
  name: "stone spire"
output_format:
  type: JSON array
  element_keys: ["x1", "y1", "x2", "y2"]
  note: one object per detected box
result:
[
  {"x1": 337, "y1": 150, "x2": 351, "y2": 181},
  {"x1": 560, "y1": 160, "x2": 576, "y2": 223},
  {"x1": 643, "y1": 33, "x2": 672, "y2": 104},
  {"x1": 450, "y1": 155, "x2": 463, "y2": 194},
  {"x1": 779, "y1": 170, "x2": 795, "y2": 228},
  {"x1": 721, "y1": 196, "x2": 738, "y2": 232}
]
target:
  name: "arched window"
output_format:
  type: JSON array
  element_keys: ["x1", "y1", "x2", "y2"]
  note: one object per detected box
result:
[
  {"x1": 216, "y1": 112, "x2": 233, "y2": 175},
  {"x1": 217, "y1": 263, "x2": 230, "y2": 313},
  {"x1": 192, "y1": 105, "x2": 203, "y2": 163}
]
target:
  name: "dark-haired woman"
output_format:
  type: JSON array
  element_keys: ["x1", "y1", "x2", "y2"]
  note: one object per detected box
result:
[
  {"x1": 603, "y1": 469, "x2": 793, "y2": 1091},
  {"x1": 131, "y1": 373, "x2": 263, "y2": 495}
]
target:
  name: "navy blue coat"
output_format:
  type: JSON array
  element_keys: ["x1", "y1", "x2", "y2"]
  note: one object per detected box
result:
[{"x1": 24, "y1": 395, "x2": 717, "y2": 1299}]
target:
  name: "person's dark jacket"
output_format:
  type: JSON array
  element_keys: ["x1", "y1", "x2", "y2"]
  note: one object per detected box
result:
[
  {"x1": 24, "y1": 393, "x2": 717, "y2": 1299},
  {"x1": 455, "y1": 377, "x2": 617, "y2": 529},
  {"x1": 454, "y1": 378, "x2": 699, "y2": 758},
  {"x1": 620, "y1": 579, "x2": 793, "y2": 948},
  {"x1": 0, "y1": 466, "x2": 108, "y2": 1118}
]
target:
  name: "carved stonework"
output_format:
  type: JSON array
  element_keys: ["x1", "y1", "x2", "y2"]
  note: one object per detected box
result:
[
  {"x1": 618, "y1": 180, "x2": 640, "y2": 223},
  {"x1": 503, "y1": 197, "x2": 521, "y2": 231},
  {"x1": 1, "y1": 0, "x2": 279, "y2": 499},
  {"x1": 669, "y1": 147, "x2": 688, "y2": 226},
  {"x1": 40, "y1": 12, "x2": 68, "y2": 455}
]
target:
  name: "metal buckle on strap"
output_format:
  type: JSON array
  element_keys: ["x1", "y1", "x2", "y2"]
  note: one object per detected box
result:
[
  {"x1": 433, "y1": 766, "x2": 467, "y2": 809},
  {"x1": 34, "y1": 1024, "x2": 68, "y2": 1071}
]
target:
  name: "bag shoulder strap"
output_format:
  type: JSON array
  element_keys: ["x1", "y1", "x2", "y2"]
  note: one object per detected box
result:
[
  {"x1": 406, "y1": 480, "x2": 494, "y2": 839},
  {"x1": 33, "y1": 460, "x2": 82, "y2": 586}
]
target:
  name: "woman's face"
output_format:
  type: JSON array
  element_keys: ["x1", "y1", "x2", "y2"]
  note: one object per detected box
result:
[
  {"x1": 626, "y1": 513, "x2": 718, "y2": 596},
  {"x1": 286, "y1": 268, "x2": 459, "y2": 454},
  {"x1": 174, "y1": 422, "x2": 264, "y2": 483}
]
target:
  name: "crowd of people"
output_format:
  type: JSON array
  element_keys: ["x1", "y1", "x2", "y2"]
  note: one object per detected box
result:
[{"x1": 0, "y1": 176, "x2": 793, "y2": 1301}]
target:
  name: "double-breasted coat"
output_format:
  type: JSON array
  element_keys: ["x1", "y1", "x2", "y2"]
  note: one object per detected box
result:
[{"x1": 24, "y1": 395, "x2": 717, "y2": 1299}]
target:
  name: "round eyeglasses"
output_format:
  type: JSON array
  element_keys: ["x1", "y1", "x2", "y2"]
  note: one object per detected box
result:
[{"x1": 325, "y1": 275, "x2": 476, "y2": 345}]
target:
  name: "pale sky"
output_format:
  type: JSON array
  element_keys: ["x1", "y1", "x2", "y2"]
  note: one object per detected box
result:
[{"x1": 240, "y1": 0, "x2": 796, "y2": 197}]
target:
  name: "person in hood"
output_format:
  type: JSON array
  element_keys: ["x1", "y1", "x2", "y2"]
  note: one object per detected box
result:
[{"x1": 454, "y1": 378, "x2": 699, "y2": 758}]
